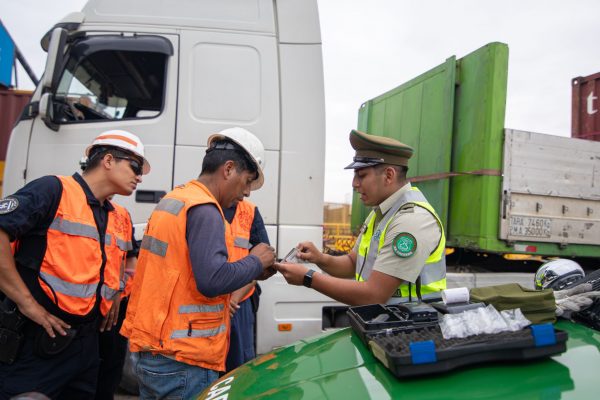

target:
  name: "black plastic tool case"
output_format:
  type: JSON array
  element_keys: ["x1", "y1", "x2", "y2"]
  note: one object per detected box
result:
[
  {"x1": 347, "y1": 304, "x2": 439, "y2": 345},
  {"x1": 367, "y1": 324, "x2": 568, "y2": 378}
]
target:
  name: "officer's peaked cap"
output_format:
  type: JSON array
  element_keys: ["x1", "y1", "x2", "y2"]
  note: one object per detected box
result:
[{"x1": 344, "y1": 129, "x2": 414, "y2": 170}]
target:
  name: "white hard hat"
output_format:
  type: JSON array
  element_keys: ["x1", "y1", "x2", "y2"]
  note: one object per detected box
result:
[
  {"x1": 85, "y1": 130, "x2": 150, "y2": 175},
  {"x1": 207, "y1": 127, "x2": 265, "y2": 190},
  {"x1": 535, "y1": 259, "x2": 585, "y2": 290}
]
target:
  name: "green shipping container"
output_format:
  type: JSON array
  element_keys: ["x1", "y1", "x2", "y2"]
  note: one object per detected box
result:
[{"x1": 353, "y1": 42, "x2": 600, "y2": 258}]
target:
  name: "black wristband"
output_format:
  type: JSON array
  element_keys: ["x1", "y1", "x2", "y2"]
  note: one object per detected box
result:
[{"x1": 303, "y1": 269, "x2": 316, "y2": 288}]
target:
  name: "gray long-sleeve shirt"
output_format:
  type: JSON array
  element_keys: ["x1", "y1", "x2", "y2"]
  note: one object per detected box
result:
[{"x1": 186, "y1": 203, "x2": 263, "y2": 298}]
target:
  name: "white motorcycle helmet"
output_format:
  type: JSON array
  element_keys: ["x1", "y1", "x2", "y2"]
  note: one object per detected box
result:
[{"x1": 535, "y1": 259, "x2": 585, "y2": 290}]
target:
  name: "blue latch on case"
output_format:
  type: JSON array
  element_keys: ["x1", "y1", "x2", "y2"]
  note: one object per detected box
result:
[
  {"x1": 530, "y1": 323, "x2": 557, "y2": 347},
  {"x1": 409, "y1": 340, "x2": 437, "y2": 364}
]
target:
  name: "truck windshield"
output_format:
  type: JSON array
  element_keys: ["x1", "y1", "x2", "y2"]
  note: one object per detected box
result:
[{"x1": 53, "y1": 36, "x2": 170, "y2": 123}]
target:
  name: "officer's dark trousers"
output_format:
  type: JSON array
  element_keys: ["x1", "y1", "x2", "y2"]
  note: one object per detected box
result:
[
  {"x1": 95, "y1": 297, "x2": 129, "y2": 400},
  {"x1": 0, "y1": 329, "x2": 100, "y2": 399},
  {"x1": 225, "y1": 298, "x2": 256, "y2": 372}
]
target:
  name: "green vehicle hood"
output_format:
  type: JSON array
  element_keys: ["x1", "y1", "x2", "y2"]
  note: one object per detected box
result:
[{"x1": 199, "y1": 321, "x2": 600, "y2": 399}]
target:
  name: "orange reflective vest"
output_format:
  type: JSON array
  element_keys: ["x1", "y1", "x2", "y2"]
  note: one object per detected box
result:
[
  {"x1": 229, "y1": 200, "x2": 256, "y2": 302},
  {"x1": 40, "y1": 176, "x2": 131, "y2": 317},
  {"x1": 111, "y1": 202, "x2": 134, "y2": 299},
  {"x1": 122, "y1": 180, "x2": 234, "y2": 371},
  {"x1": 122, "y1": 263, "x2": 135, "y2": 299}
]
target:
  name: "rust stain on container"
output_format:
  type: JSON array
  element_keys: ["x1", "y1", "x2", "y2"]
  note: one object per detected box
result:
[
  {"x1": 572, "y1": 72, "x2": 600, "y2": 142},
  {"x1": 0, "y1": 88, "x2": 32, "y2": 160}
]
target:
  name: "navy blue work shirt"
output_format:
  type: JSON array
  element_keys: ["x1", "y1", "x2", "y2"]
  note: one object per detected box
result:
[{"x1": 185, "y1": 202, "x2": 270, "y2": 298}]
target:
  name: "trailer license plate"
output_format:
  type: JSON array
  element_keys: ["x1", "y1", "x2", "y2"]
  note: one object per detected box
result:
[{"x1": 509, "y1": 216, "x2": 551, "y2": 238}]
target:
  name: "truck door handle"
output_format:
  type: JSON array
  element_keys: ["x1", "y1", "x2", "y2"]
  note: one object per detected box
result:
[{"x1": 136, "y1": 190, "x2": 166, "y2": 204}]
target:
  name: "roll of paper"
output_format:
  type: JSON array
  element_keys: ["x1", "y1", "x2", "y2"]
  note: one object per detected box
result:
[{"x1": 442, "y1": 287, "x2": 470, "y2": 304}]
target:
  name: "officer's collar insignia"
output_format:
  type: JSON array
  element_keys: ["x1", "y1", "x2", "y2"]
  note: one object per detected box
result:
[
  {"x1": 392, "y1": 232, "x2": 417, "y2": 258},
  {"x1": 0, "y1": 197, "x2": 19, "y2": 214}
]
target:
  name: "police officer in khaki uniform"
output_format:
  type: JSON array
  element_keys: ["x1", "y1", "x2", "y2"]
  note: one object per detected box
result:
[{"x1": 275, "y1": 129, "x2": 446, "y2": 305}]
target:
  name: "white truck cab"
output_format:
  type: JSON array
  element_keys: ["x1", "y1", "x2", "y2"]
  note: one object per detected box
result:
[{"x1": 4, "y1": 0, "x2": 339, "y2": 353}]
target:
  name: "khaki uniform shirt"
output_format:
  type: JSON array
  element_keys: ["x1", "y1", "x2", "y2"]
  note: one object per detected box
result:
[{"x1": 353, "y1": 183, "x2": 441, "y2": 283}]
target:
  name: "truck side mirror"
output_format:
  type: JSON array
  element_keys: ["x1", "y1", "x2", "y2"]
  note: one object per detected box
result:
[
  {"x1": 39, "y1": 93, "x2": 59, "y2": 132},
  {"x1": 40, "y1": 28, "x2": 67, "y2": 93}
]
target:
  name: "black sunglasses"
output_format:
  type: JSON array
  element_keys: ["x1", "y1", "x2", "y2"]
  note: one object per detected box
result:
[{"x1": 114, "y1": 156, "x2": 143, "y2": 176}]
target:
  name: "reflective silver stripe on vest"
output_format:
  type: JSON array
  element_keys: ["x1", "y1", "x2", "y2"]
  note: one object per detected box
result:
[
  {"x1": 356, "y1": 189, "x2": 435, "y2": 281},
  {"x1": 398, "y1": 190, "x2": 428, "y2": 203},
  {"x1": 354, "y1": 212, "x2": 373, "y2": 279},
  {"x1": 141, "y1": 235, "x2": 168, "y2": 257},
  {"x1": 420, "y1": 258, "x2": 447, "y2": 284},
  {"x1": 170, "y1": 324, "x2": 227, "y2": 339},
  {"x1": 178, "y1": 304, "x2": 224, "y2": 314},
  {"x1": 50, "y1": 216, "x2": 99, "y2": 241},
  {"x1": 101, "y1": 284, "x2": 119, "y2": 301},
  {"x1": 155, "y1": 198, "x2": 185, "y2": 216},
  {"x1": 104, "y1": 234, "x2": 132, "y2": 251},
  {"x1": 234, "y1": 237, "x2": 251, "y2": 249},
  {"x1": 40, "y1": 271, "x2": 98, "y2": 298},
  {"x1": 116, "y1": 237, "x2": 133, "y2": 251}
]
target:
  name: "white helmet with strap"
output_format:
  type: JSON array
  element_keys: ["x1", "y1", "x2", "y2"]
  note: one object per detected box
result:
[
  {"x1": 207, "y1": 127, "x2": 265, "y2": 190},
  {"x1": 535, "y1": 259, "x2": 585, "y2": 290},
  {"x1": 85, "y1": 130, "x2": 151, "y2": 175}
]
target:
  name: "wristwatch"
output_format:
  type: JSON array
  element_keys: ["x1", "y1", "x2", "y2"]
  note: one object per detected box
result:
[{"x1": 303, "y1": 269, "x2": 316, "y2": 288}]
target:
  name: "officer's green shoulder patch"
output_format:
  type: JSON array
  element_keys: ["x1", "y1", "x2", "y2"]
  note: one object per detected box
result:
[{"x1": 392, "y1": 232, "x2": 417, "y2": 258}]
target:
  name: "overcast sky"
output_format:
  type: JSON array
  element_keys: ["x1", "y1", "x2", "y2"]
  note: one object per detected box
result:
[{"x1": 3, "y1": 0, "x2": 600, "y2": 203}]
